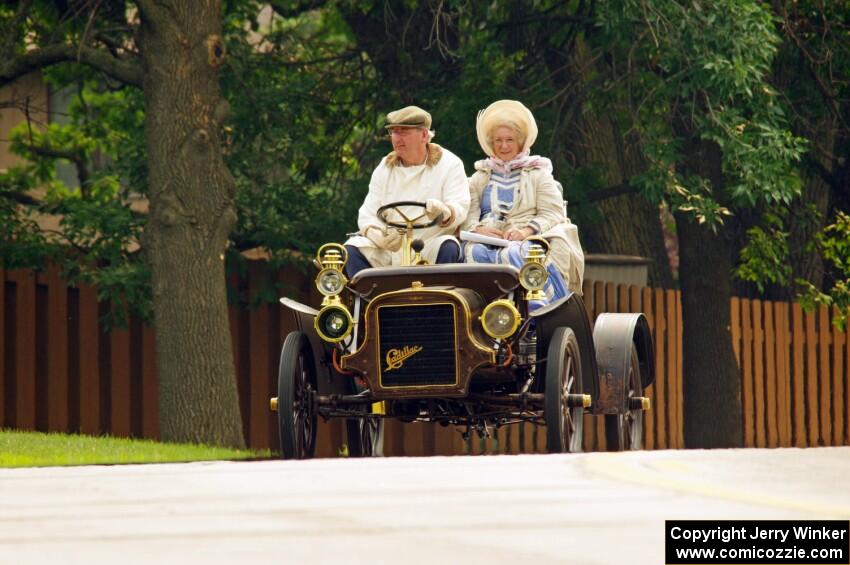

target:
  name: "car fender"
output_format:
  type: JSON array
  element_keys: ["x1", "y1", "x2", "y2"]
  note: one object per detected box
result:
[
  {"x1": 279, "y1": 298, "x2": 348, "y2": 395},
  {"x1": 592, "y1": 313, "x2": 655, "y2": 414}
]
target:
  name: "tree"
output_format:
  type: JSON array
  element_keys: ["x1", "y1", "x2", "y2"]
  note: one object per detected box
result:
[
  {"x1": 1, "y1": 1, "x2": 245, "y2": 447},
  {"x1": 136, "y1": 1, "x2": 244, "y2": 446},
  {"x1": 0, "y1": 1, "x2": 387, "y2": 446},
  {"x1": 595, "y1": 0, "x2": 806, "y2": 447},
  {"x1": 740, "y1": 1, "x2": 850, "y2": 329}
]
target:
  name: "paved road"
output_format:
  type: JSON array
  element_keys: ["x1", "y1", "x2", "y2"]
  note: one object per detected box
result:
[{"x1": 2, "y1": 446, "x2": 849, "y2": 564}]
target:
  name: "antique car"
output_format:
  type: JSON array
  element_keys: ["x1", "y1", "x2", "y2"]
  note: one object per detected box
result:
[{"x1": 270, "y1": 201, "x2": 655, "y2": 458}]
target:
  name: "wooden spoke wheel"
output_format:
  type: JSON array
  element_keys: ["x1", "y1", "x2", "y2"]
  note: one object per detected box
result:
[
  {"x1": 604, "y1": 345, "x2": 644, "y2": 451},
  {"x1": 544, "y1": 327, "x2": 584, "y2": 453},
  {"x1": 278, "y1": 332, "x2": 318, "y2": 459}
]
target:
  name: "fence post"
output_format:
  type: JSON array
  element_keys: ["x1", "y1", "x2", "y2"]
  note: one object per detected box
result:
[
  {"x1": 817, "y1": 307, "x2": 831, "y2": 445},
  {"x1": 76, "y1": 283, "x2": 100, "y2": 435},
  {"x1": 764, "y1": 302, "x2": 778, "y2": 447},
  {"x1": 805, "y1": 307, "x2": 818, "y2": 446},
  {"x1": 672, "y1": 289, "x2": 683, "y2": 448},
  {"x1": 653, "y1": 288, "x2": 667, "y2": 449},
  {"x1": 110, "y1": 311, "x2": 132, "y2": 437},
  {"x1": 832, "y1": 307, "x2": 846, "y2": 446},
  {"x1": 791, "y1": 303, "x2": 806, "y2": 447},
  {"x1": 10, "y1": 270, "x2": 37, "y2": 431},
  {"x1": 775, "y1": 302, "x2": 791, "y2": 448},
  {"x1": 45, "y1": 267, "x2": 69, "y2": 432},
  {"x1": 0, "y1": 268, "x2": 5, "y2": 427},
  {"x1": 642, "y1": 286, "x2": 655, "y2": 450},
  {"x1": 247, "y1": 262, "x2": 272, "y2": 450}
]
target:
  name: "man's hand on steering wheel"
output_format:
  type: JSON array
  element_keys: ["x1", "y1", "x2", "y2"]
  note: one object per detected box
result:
[{"x1": 425, "y1": 199, "x2": 453, "y2": 227}]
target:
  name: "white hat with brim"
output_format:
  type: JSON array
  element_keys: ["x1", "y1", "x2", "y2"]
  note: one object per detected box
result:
[{"x1": 476, "y1": 100, "x2": 538, "y2": 157}]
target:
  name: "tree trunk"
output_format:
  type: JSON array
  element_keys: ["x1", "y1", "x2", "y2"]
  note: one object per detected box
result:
[
  {"x1": 676, "y1": 212, "x2": 743, "y2": 447},
  {"x1": 138, "y1": 1, "x2": 244, "y2": 447},
  {"x1": 675, "y1": 133, "x2": 743, "y2": 448}
]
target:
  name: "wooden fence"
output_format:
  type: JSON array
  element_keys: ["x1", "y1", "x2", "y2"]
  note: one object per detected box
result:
[{"x1": 1, "y1": 263, "x2": 848, "y2": 455}]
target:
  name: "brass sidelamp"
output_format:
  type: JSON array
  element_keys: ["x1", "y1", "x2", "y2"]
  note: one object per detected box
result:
[{"x1": 519, "y1": 237, "x2": 549, "y2": 301}]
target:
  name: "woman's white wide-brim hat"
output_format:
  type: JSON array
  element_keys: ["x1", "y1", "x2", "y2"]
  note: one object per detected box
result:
[{"x1": 476, "y1": 99, "x2": 538, "y2": 157}]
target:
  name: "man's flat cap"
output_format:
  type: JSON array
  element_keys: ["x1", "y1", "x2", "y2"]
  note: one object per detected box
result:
[{"x1": 384, "y1": 106, "x2": 432, "y2": 129}]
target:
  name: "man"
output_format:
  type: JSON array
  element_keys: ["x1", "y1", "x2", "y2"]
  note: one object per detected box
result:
[{"x1": 344, "y1": 106, "x2": 469, "y2": 277}]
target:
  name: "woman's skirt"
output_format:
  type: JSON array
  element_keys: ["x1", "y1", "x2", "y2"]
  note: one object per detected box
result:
[{"x1": 465, "y1": 239, "x2": 569, "y2": 309}]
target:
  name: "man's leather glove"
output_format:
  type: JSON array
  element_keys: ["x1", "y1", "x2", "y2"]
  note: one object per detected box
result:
[
  {"x1": 364, "y1": 226, "x2": 402, "y2": 252},
  {"x1": 425, "y1": 198, "x2": 453, "y2": 226}
]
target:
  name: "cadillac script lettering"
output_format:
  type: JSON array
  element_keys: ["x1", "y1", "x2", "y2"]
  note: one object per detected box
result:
[{"x1": 384, "y1": 345, "x2": 423, "y2": 372}]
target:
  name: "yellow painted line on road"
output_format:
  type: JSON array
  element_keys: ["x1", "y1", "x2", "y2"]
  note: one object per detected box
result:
[
  {"x1": 584, "y1": 454, "x2": 850, "y2": 517},
  {"x1": 649, "y1": 460, "x2": 694, "y2": 473}
]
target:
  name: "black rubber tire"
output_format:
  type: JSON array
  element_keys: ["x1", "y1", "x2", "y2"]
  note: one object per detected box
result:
[
  {"x1": 278, "y1": 332, "x2": 317, "y2": 459},
  {"x1": 604, "y1": 345, "x2": 644, "y2": 451},
  {"x1": 346, "y1": 416, "x2": 384, "y2": 457},
  {"x1": 545, "y1": 327, "x2": 584, "y2": 453}
]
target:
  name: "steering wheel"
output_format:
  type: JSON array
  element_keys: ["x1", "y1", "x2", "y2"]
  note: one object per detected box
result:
[{"x1": 377, "y1": 201, "x2": 441, "y2": 230}]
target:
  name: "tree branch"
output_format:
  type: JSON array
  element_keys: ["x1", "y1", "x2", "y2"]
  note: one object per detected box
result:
[
  {"x1": 0, "y1": 43, "x2": 142, "y2": 88},
  {"x1": 94, "y1": 31, "x2": 137, "y2": 59},
  {"x1": 268, "y1": 0, "x2": 328, "y2": 19},
  {"x1": 0, "y1": 189, "x2": 40, "y2": 207},
  {"x1": 492, "y1": 14, "x2": 592, "y2": 30},
  {"x1": 23, "y1": 142, "x2": 91, "y2": 190}
]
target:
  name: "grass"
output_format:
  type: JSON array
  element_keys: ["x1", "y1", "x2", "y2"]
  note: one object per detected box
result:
[{"x1": 0, "y1": 429, "x2": 272, "y2": 468}]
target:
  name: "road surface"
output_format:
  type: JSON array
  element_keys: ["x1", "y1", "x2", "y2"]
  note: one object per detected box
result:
[{"x1": 2, "y1": 446, "x2": 849, "y2": 564}]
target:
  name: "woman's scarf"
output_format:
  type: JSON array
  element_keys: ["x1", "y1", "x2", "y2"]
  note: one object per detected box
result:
[{"x1": 474, "y1": 151, "x2": 553, "y2": 175}]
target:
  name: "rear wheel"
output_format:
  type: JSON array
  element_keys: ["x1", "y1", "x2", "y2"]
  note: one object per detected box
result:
[
  {"x1": 544, "y1": 327, "x2": 584, "y2": 453},
  {"x1": 346, "y1": 415, "x2": 384, "y2": 457},
  {"x1": 278, "y1": 332, "x2": 317, "y2": 459},
  {"x1": 604, "y1": 345, "x2": 644, "y2": 451}
]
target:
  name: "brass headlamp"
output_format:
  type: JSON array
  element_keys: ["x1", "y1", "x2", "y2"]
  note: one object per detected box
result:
[
  {"x1": 315, "y1": 243, "x2": 348, "y2": 306},
  {"x1": 481, "y1": 299, "x2": 521, "y2": 339},
  {"x1": 315, "y1": 304, "x2": 354, "y2": 343},
  {"x1": 519, "y1": 237, "x2": 549, "y2": 301}
]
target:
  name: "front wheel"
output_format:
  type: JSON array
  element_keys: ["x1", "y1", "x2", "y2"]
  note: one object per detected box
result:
[
  {"x1": 544, "y1": 327, "x2": 584, "y2": 453},
  {"x1": 278, "y1": 332, "x2": 318, "y2": 459},
  {"x1": 604, "y1": 345, "x2": 644, "y2": 451}
]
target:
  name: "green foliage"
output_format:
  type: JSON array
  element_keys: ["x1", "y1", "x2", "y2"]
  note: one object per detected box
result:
[
  {"x1": 0, "y1": 166, "x2": 53, "y2": 268},
  {"x1": 736, "y1": 211, "x2": 791, "y2": 291},
  {"x1": 222, "y1": 3, "x2": 381, "y2": 269},
  {"x1": 1, "y1": 74, "x2": 149, "y2": 326},
  {"x1": 797, "y1": 212, "x2": 850, "y2": 329},
  {"x1": 0, "y1": 0, "x2": 846, "y2": 318},
  {"x1": 596, "y1": 0, "x2": 806, "y2": 221}
]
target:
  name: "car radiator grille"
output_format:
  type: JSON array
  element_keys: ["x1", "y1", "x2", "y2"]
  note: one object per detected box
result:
[{"x1": 378, "y1": 303, "x2": 457, "y2": 387}]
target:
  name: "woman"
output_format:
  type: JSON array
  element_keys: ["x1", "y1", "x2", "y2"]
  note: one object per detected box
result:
[{"x1": 461, "y1": 100, "x2": 584, "y2": 305}]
